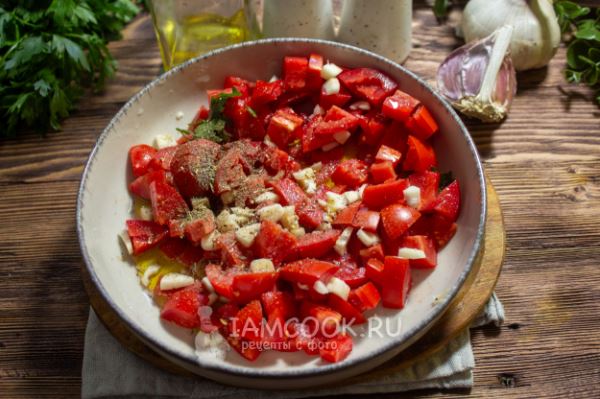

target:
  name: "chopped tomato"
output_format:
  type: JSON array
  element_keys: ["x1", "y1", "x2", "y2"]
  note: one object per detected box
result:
[
  {"x1": 360, "y1": 113, "x2": 387, "y2": 144},
  {"x1": 433, "y1": 180, "x2": 461, "y2": 222},
  {"x1": 283, "y1": 56, "x2": 309, "y2": 91},
  {"x1": 381, "y1": 204, "x2": 421, "y2": 241},
  {"x1": 403, "y1": 135, "x2": 437, "y2": 172},
  {"x1": 300, "y1": 302, "x2": 342, "y2": 335},
  {"x1": 224, "y1": 75, "x2": 253, "y2": 96},
  {"x1": 269, "y1": 177, "x2": 307, "y2": 206},
  {"x1": 348, "y1": 282, "x2": 381, "y2": 312},
  {"x1": 429, "y1": 214, "x2": 457, "y2": 249},
  {"x1": 130, "y1": 144, "x2": 157, "y2": 177},
  {"x1": 365, "y1": 258, "x2": 385, "y2": 285},
  {"x1": 381, "y1": 90, "x2": 420, "y2": 121},
  {"x1": 315, "y1": 105, "x2": 361, "y2": 136},
  {"x1": 332, "y1": 159, "x2": 368, "y2": 188},
  {"x1": 402, "y1": 235, "x2": 437, "y2": 269},
  {"x1": 352, "y1": 208, "x2": 380, "y2": 232},
  {"x1": 267, "y1": 107, "x2": 304, "y2": 149},
  {"x1": 232, "y1": 300, "x2": 263, "y2": 340},
  {"x1": 149, "y1": 145, "x2": 177, "y2": 171},
  {"x1": 370, "y1": 161, "x2": 397, "y2": 183},
  {"x1": 205, "y1": 263, "x2": 236, "y2": 298},
  {"x1": 406, "y1": 105, "x2": 438, "y2": 140},
  {"x1": 262, "y1": 291, "x2": 296, "y2": 325},
  {"x1": 149, "y1": 181, "x2": 188, "y2": 225},
  {"x1": 375, "y1": 145, "x2": 402, "y2": 166},
  {"x1": 280, "y1": 259, "x2": 339, "y2": 285},
  {"x1": 320, "y1": 85, "x2": 352, "y2": 109},
  {"x1": 160, "y1": 284, "x2": 206, "y2": 328},
  {"x1": 408, "y1": 171, "x2": 440, "y2": 212},
  {"x1": 253, "y1": 220, "x2": 297, "y2": 266},
  {"x1": 297, "y1": 198, "x2": 324, "y2": 229},
  {"x1": 381, "y1": 257, "x2": 411, "y2": 309},
  {"x1": 359, "y1": 244, "x2": 385, "y2": 262},
  {"x1": 338, "y1": 67, "x2": 398, "y2": 105},
  {"x1": 170, "y1": 139, "x2": 221, "y2": 198},
  {"x1": 362, "y1": 179, "x2": 409, "y2": 209},
  {"x1": 327, "y1": 294, "x2": 366, "y2": 325},
  {"x1": 183, "y1": 213, "x2": 216, "y2": 244},
  {"x1": 126, "y1": 220, "x2": 168, "y2": 255},
  {"x1": 232, "y1": 272, "x2": 279, "y2": 304},
  {"x1": 301, "y1": 114, "x2": 336, "y2": 153},
  {"x1": 129, "y1": 169, "x2": 169, "y2": 199},
  {"x1": 307, "y1": 53, "x2": 324, "y2": 89},
  {"x1": 333, "y1": 202, "x2": 362, "y2": 227},
  {"x1": 294, "y1": 230, "x2": 341, "y2": 259},
  {"x1": 215, "y1": 232, "x2": 247, "y2": 267},
  {"x1": 320, "y1": 333, "x2": 353, "y2": 363},
  {"x1": 251, "y1": 79, "x2": 285, "y2": 107}
]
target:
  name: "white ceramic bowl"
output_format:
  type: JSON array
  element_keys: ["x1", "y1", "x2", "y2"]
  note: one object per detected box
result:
[{"x1": 77, "y1": 39, "x2": 486, "y2": 389}]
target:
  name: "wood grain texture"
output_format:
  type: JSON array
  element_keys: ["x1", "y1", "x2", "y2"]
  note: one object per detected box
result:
[{"x1": 1, "y1": 1, "x2": 599, "y2": 398}]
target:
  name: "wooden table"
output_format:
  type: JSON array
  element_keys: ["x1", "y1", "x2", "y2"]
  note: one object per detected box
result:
[{"x1": 1, "y1": 4, "x2": 599, "y2": 398}]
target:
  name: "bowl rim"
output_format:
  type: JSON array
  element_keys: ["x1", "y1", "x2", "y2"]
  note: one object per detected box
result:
[{"x1": 77, "y1": 37, "x2": 487, "y2": 379}]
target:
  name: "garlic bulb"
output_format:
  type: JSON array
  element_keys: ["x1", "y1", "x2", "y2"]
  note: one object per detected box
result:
[
  {"x1": 437, "y1": 25, "x2": 517, "y2": 123},
  {"x1": 461, "y1": 0, "x2": 560, "y2": 71}
]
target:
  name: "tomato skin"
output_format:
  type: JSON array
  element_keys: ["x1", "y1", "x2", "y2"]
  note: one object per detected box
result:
[
  {"x1": 315, "y1": 105, "x2": 361, "y2": 136},
  {"x1": 408, "y1": 170, "x2": 440, "y2": 212},
  {"x1": 319, "y1": 86, "x2": 352, "y2": 110},
  {"x1": 262, "y1": 291, "x2": 297, "y2": 325},
  {"x1": 362, "y1": 179, "x2": 409, "y2": 209},
  {"x1": 402, "y1": 235, "x2": 437, "y2": 269},
  {"x1": 319, "y1": 333, "x2": 353, "y2": 363},
  {"x1": 370, "y1": 161, "x2": 397, "y2": 183},
  {"x1": 231, "y1": 272, "x2": 279, "y2": 304},
  {"x1": 333, "y1": 262, "x2": 368, "y2": 288},
  {"x1": 332, "y1": 159, "x2": 369, "y2": 188},
  {"x1": 381, "y1": 90, "x2": 420, "y2": 121},
  {"x1": 429, "y1": 214, "x2": 457, "y2": 249},
  {"x1": 269, "y1": 177, "x2": 307, "y2": 206},
  {"x1": 160, "y1": 285, "x2": 207, "y2": 329},
  {"x1": 130, "y1": 144, "x2": 157, "y2": 177},
  {"x1": 252, "y1": 79, "x2": 284, "y2": 108},
  {"x1": 301, "y1": 114, "x2": 336, "y2": 153},
  {"x1": 333, "y1": 202, "x2": 361, "y2": 227},
  {"x1": 307, "y1": 53, "x2": 324, "y2": 90},
  {"x1": 183, "y1": 213, "x2": 216, "y2": 245},
  {"x1": 381, "y1": 204, "x2": 421, "y2": 241},
  {"x1": 406, "y1": 105, "x2": 438, "y2": 140},
  {"x1": 224, "y1": 75, "x2": 253, "y2": 96},
  {"x1": 348, "y1": 282, "x2": 381, "y2": 312},
  {"x1": 232, "y1": 300, "x2": 264, "y2": 340},
  {"x1": 149, "y1": 146, "x2": 177, "y2": 172},
  {"x1": 381, "y1": 257, "x2": 411, "y2": 309},
  {"x1": 434, "y1": 180, "x2": 461, "y2": 222},
  {"x1": 280, "y1": 259, "x2": 339, "y2": 286},
  {"x1": 327, "y1": 294, "x2": 366, "y2": 325},
  {"x1": 359, "y1": 243, "x2": 385, "y2": 263},
  {"x1": 375, "y1": 145, "x2": 402, "y2": 166},
  {"x1": 171, "y1": 139, "x2": 221, "y2": 198},
  {"x1": 261, "y1": 146, "x2": 300, "y2": 175},
  {"x1": 126, "y1": 219, "x2": 169, "y2": 255},
  {"x1": 283, "y1": 56, "x2": 309, "y2": 91},
  {"x1": 293, "y1": 230, "x2": 341, "y2": 259},
  {"x1": 403, "y1": 135, "x2": 437, "y2": 172},
  {"x1": 266, "y1": 107, "x2": 304, "y2": 149},
  {"x1": 360, "y1": 113, "x2": 387, "y2": 145},
  {"x1": 338, "y1": 67, "x2": 398, "y2": 106},
  {"x1": 253, "y1": 220, "x2": 297, "y2": 266},
  {"x1": 300, "y1": 302, "x2": 342, "y2": 336},
  {"x1": 352, "y1": 208, "x2": 380, "y2": 232},
  {"x1": 205, "y1": 263, "x2": 236, "y2": 299},
  {"x1": 297, "y1": 198, "x2": 324, "y2": 229},
  {"x1": 149, "y1": 181, "x2": 188, "y2": 226},
  {"x1": 129, "y1": 169, "x2": 168, "y2": 199}
]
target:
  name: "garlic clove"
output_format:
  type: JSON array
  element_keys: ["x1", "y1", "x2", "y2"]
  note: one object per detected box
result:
[{"x1": 437, "y1": 25, "x2": 517, "y2": 123}]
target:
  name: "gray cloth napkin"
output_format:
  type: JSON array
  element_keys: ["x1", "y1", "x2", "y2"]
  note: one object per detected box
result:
[{"x1": 82, "y1": 293, "x2": 504, "y2": 398}]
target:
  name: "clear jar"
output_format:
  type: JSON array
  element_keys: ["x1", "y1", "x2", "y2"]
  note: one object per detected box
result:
[{"x1": 337, "y1": 0, "x2": 412, "y2": 63}]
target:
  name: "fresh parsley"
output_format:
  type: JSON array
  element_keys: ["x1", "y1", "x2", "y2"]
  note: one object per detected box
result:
[
  {"x1": 554, "y1": 1, "x2": 600, "y2": 104},
  {"x1": 186, "y1": 88, "x2": 240, "y2": 143},
  {"x1": 0, "y1": 1, "x2": 139, "y2": 136}
]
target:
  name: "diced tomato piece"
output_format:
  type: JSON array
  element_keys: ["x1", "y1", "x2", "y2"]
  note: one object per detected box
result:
[
  {"x1": 232, "y1": 300, "x2": 263, "y2": 340},
  {"x1": 231, "y1": 272, "x2": 278, "y2": 304},
  {"x1": 430, "y1": 214, "x2": 457, "y2": 249},
  {"x1": 205, "y1": 263, "x2": 236, "y2": 298},
  {"x1": 294, "y1": 230, "x2": 341, "y2": 259},
  {"x1": 433, "y1": 180, "x2": 461, "y2": 222},
  {"x1": 315, "y1": 106, "x2": 361, "y2": 136},
  {"x1": 405, "y1": 105, "x2": 438, "y2": 140},
  {"x1": 149, "y1": 146, "x2": 177, "y2": 171},
  {"x1": 262, "y1": 291, "x2": 296, "y2": 324},
  {"x1": 253, "y1": 220, "x2": 297, "y2": 266},
  {"x1": 320, "y1": 86, "x2": 352, "y2": 110},
  {"x1": 269, "y1": 177, "x2": 307, "y2": 206},
  {"x1": 333, "y1": 265, "x2": 368, "y2": 288},
  {"x1": 332, "y1": 159, "x2": 368, "y2": 188},
  {"x1": 297, "y1": 198, "x2": 324, "y2": 229},
  {"x1": 213, "y1": 302, "x2": 240, "y2": 323},
  {"x1": 182, "y1": 213, "x2": 215, "y2": 245},
  {"x1": 283, "y1": 56, "x2": 309, "y2": 91},
  {"x1": 370, "y1": 161, "x2": 397, "y2": 183},
  {"x1": 379, "y1": 120, "x2": 409, "y2": 155},
  {"x1": 266, "y1": 107, "x2": 304, "y2": 149},
  {"x1": 338, "y1": 67, "x2": 398, "y2": 106},
  {"x1": 408, "y1": 171, "x2": 440, "y2": 212},
  {"x1": 215, "y1": 232, "x2": 247, "y2": 267},
  {"x1": 381, "y1": 257, "x2": 411, "y2": 309},
  {"x1": 375, "y1": 145, "x2": 402, "y2": 166},
  {"x1": 280, "y1": 259, "x2": 339, "y2": 285},
  {"x1": 362, "y1": 179, "x2": 409, "y2": 209},
  {"x1": 381, "y1": 204, "x2": 421, "y2": 240},
  {"x1": 320, "y1": 333, "x2": 353, "y2": 363},
  {"x1": 288, "y1": 321, "x2": 321, "y2": 355},
  {"x1": 365, "y1": 258, "x2": 385, "y2": 285},
  {"x1": 359, "y1": 244, "x2": 384, "y2": 262},
  {"x1": 188, "y1": 106, "x2": 209, "y2": 132},
  {"x1": 261, "y1": 146, "x2": 300, "y2": 175},
  {"x1": 129, "y1": 169, "x2": 168, "y2": 199},
  {"x1": 381, "y1": 90, "x2": 420, "y2": 122},
  {"x1": 148, "y1": 181, "x2": 188, "y2": 225},
  {"x1": 250, "y1": 79, "x2": 284, "y2": 107},
  {"x1": 348, "y1": 282, "x2": 381, "y2": 312},
  {"x1": 160, "y1": 284, "x2": 206, "y2": 328},
  {"x1": 224, "y1": 75, "x2": 253, "y2": 96},
  {"x1": 178, "y1": 244, "x2": 204, "y2": 267},
  {"x1": 403, "y1": 135, "x2": 437, "y2": 172},
  {"x1": 352, "y1": 208, "x2": 380, "y2": 232},
  {"x1": 125, "y1": 220, "x2": 168, "y2": 255},
  {"x1": 301, "y1": 114, "x2": 336, "y2": 153},
  {"x1": 327, "y1": 294, "x2": 366, "y2": 325},
  {"x1": 360, "y1": 113, "x2": 387, "y2": 144},
  {"x1": 333, "y1": 202, "x2": 361, "y2": 227},
  {"x1": 159, "y1": 237, "x2": 188, "y2": 259},
  {"x1": 223, "y1": 330, "x2": 262, "y2": 361},
  {"x1": 129, "y1": 144, "x2": 157, "y2": 177},
  {"x1": 300, "y1": 302, "x2": 342, "y2": 335},
  {"x1": 402, "y1": 235, "x2": 437, "y2": 268},
  {"x1": 307, "y1": 53, "x2": 324, "y2": 89},
  {"x1": 213, "y1": 148, "x2": 248, "y2": 195},
  {"x1": 170, "y1": 139, "x2": 221, "y2": 198}
]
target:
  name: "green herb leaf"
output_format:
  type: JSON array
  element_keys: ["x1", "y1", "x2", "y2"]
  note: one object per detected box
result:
[
  {"x1": 433, "y1": 0, "x2": 449, "y2": 19},
  {"x1": 194, "y1": 119, "x2": 229, "y2": 143},
  {"x1": 209, "y1": 87, "x2": 241, "y2": 119},
  {"x1": 439, "y1": 171, "x2": 454, "y2": 191}
]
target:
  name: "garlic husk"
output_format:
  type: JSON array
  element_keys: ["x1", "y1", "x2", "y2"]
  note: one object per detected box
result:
[
  {"x1": 437, "y1": 25, "x2": 517, "y2": 123},
  {"x1": 461, "y1": 0, "x2": 560, "y2": 71}
]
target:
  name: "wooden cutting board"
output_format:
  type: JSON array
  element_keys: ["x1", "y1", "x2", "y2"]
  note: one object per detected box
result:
[{"x1": 81, "y1": 176, "x2": 505, "y2": 380}]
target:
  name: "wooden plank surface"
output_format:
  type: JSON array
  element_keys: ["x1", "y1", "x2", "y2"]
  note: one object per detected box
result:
[{"x1": 1, "y1": 2, "x2": 599, "y2": 398}]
